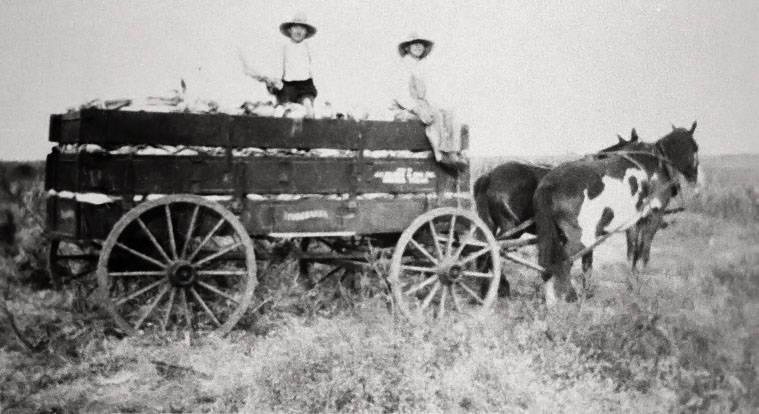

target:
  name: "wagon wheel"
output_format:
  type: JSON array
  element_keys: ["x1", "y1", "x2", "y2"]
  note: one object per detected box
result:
[
  {"x1": 97, "y1": 195, "x2": 257, "y2": 336},
  {"x1": 48, "y1": 240, "x2": 100, "y2": 294},
  {"x1": 388, "y1": 207, "x2": 501, "y2": 321}
]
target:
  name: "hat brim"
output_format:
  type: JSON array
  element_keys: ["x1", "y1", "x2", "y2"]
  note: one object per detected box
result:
[
  {"x1": 280, "y1": 22, "x2": 317, "y2": 38},
  {"x1": 398, "y1": 39, "x2": 434, "y2": 58}
]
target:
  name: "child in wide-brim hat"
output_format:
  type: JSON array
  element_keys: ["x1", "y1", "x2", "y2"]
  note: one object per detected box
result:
[
  {"x1": 392, "y1": 33, "x2": 466, "y2": 172},
  {"x1": 240, "y1": 12, "x2": 318, "y2": 116},
  {"x1": 277, "y1": 13, "x2": 318, "y2": 116}
]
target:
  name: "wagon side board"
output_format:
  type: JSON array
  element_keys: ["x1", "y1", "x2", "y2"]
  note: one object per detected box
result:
[
  {"x1": 46, "y1": 153, "x2": 468, "y2": 196},
  {"x1": 46, "y1": 195, "x2": 470, "y2": 240},
  {"x1": 49, "y1": 109, "x2": 471, "y2": 151}
]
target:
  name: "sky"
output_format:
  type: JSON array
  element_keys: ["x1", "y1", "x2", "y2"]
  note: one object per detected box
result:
[{"x1": 1, "y1": 0, "x2": 758, "y2": 160}]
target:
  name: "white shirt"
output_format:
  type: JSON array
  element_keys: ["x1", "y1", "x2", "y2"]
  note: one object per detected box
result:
[{"x1": 282, "y1": 40, "x2": 312, "y2": 81}]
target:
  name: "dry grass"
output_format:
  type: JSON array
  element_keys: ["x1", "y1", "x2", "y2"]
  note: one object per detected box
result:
[{"x1": 1, "y1": 157, "x2": 758, "y2": 413}]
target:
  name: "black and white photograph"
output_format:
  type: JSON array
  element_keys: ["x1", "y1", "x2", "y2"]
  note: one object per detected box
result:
[{"x1": 1, "y1": 1, "x2": 758, "y2": 412}]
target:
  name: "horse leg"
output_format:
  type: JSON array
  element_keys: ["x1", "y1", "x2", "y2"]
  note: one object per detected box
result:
[
  {"x1": 630, "y1": 222, "x2": 645, "y2": 272},
  {"x1": 581, "y1": 251, "x2": 593, "y2": 294},
  {"x1": 625, "y1": 227, "x2": 636, "y2": 264},
  {"x1": 552, "y1": 221, "x2": 583, "y2": 304},
  {"x1": 639, "y1": 212, "x2": 664, "y2": 269}
]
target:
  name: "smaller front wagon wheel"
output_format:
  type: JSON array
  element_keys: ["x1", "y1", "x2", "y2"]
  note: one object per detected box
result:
[{"x1": 388, "y1": 207, "x2": 501, "y2": 321}]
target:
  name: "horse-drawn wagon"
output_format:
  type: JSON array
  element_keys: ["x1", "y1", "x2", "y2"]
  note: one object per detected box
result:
[{"x1": 45, "y1": 109, "x2": 503, "y2": 335}]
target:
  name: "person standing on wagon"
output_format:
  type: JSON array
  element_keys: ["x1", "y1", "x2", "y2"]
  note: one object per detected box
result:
[
  {"x1": 240, "y1": 12, "x2": 318, "y2": 117},
  {"x1": 392, "y1": 33, "x2": 467, "y2": 172}
]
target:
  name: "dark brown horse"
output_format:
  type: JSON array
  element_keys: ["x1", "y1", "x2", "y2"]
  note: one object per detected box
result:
[{"x1": 533, "y1": 122, "x2": 699, "y2": 306}]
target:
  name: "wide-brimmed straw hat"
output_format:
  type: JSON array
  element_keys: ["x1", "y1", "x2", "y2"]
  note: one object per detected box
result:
[
  {"x1": 279, "y1": 13, "x2": 317, "y2": 38},
  {"x1": 398, "y1": 33, "x2": 434, "y2": 58}
]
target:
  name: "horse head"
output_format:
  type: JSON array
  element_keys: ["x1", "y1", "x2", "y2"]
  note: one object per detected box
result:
[{"x1": 658, "y1": 121, "x2": 699, "y2": 183}]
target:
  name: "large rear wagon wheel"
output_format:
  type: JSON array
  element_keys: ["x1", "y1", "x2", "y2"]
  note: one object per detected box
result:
[
  {"x1": 97, "y1": 195, "x2": 256, "y2": 337},
  {"x1": 388, "y1": 207, "x2": 501, "y2": 321}
]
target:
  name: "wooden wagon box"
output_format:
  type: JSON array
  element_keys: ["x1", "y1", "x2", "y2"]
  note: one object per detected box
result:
[{"x1": 46, "y1": 109, "x2": 470, "y2": 239}]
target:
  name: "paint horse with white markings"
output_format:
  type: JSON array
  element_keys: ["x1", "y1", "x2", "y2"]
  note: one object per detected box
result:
[
  {"x1": 533, "y1": 122, "x2": 699, "y2": 306},
  {"x1": 474, "y1": 131, "x2": 640, "y2": 297},
  {"x1": 474, "y1": 131, "x2": 640, "y2": 240}
]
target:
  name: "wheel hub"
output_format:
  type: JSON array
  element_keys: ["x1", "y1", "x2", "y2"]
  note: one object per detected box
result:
[
  {"x1": 168, "y1": 261, "x2": 196, "y2": 286},
  {"x1": 437, "y1": 262, "x2": 462, "y2": 286}
]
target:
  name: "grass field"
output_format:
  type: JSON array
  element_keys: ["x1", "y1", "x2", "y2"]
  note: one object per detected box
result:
[{"x1": 0, "y1": 155, "x2": 757, "y2": 413}]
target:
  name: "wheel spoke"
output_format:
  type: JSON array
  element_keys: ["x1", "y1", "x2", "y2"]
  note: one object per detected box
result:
[
  {"x1": 162, "y1": 287, "x2": 176, "y2": 332},
  {"x1": 109, "y1": 271, "x2": 166, "y2": 277},
  {"x1": 115, "y1": 242, "x2": 166, "y2": 269},
  {"x1": 196, "y1": 280, "x2": 240, "y2": 304},
  {"x1": 409, "y1": 238, "x2": 438, "y2": 265},
  {"x1": 180, "y1": 288, "x2": 192, "y2": 330},
  {"x1": 401, "y1": 265, "x2": 438, "y2": 274},
  {"x1": 187, "y1": 217, "x2": 226, "y2": 262},
  {"x1": 193, "y1": 241, "x2": 242, "y2": 267},
  {"x1": 189, "y1": 287, "x2": 221, "y2": 327},
  {"x1": 459, "y1": 247, "x2": 492, "y2": 266},
  {"x1": 446, "y1": 214, "x2": 457, "y2": 257},
  {"x1": 449, "y1": 285, "x2": 463, "y2": 312},
  {"x1": 180, "y1": 205, "x2": 200, "y2": 259},
  {"x1": 457, "y1": 281, "x2": 485, "y2": 305},
  {"x1": 420, "y1": 282, "x2": 440, "y2": 310},
  {"x1": 451, "y1": 225, "x2": 479, "y2": 261},
  {"x1": 461, "y1": 270, "x2": 495, "y2": 279},
  {"x1": 114, "y1": 279, "x2": 165, "y2": 306},
  {"x1": 165, "y1": 205, "x2": 178, "y2": 260},
  {"x1": 134, "y1": 283, "x2": 170, "y2": 330},
  {"x1": 137, "y1": 218, "x2": 172, "y2": 264},
  {"x1": 197, "y1": 270, "x2": 248, "y2": 277},
  {"x1": 438, "y1": 287, "x2": 447, "y2": 318},
  {"x1": 403, "y1": 275, "x2": 438, "y2": 296},
  {"x1": 428, "y1": 220, "x2": 444, "y2": 260}
]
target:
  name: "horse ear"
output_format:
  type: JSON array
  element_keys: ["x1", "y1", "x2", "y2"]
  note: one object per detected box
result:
[
  {"x1": 630, "y1": 128, "x2": 638, "y2": 142},
  {"x1": 617, "y1": 134, "x2": 625, "y2": 144},
  {"x1": 690, "y1": 121, "x2": 697, "y2": 133},
  {"x1": 671, "y1": 123, "x2": 676, "y2": 131}
]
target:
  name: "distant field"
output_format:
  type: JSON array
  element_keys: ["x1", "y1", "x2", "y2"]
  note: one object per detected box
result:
[{"x1": 0, "y1": 156, "x2": 758, "y2": 412}]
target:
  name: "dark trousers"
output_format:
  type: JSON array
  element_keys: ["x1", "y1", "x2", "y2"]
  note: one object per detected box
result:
[{"x1": 271, "y1": 78, "x2": 317, "y2": 105}]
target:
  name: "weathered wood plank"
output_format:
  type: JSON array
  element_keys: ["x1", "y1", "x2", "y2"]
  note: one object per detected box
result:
[
  {"x1": 48, "y1": 109, "x2": 447, "y2": 151},
  {"x1": 47, "y1": 154, "x2": 467, "y2": 195},
  {"x1": 240, "y1": 197, "x2": 467, "y2": 235}
]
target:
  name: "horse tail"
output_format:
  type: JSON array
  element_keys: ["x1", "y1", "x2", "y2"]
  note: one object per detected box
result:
[
  {"x1": 473, "y1": 174, "x2": 495, "y2": 232},
  {"x1": 534, "y1": 186, "x2": 566, "y2": 281}
]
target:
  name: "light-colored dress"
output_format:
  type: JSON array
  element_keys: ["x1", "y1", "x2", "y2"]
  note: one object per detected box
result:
[{"x1": 392, "y1": 55, "x2": 460, "y2": 154}]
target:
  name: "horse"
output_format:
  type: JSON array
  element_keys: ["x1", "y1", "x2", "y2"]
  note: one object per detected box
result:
[
  {"x1": 474, "y1": 130, "x2": 639, "y2": 240},
  {"x1": 473, "y1": 130, "x2": 639, "y2": 296},
  {"x1": 533, "y1": 122, "x2": 699, "y2": 306}
]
